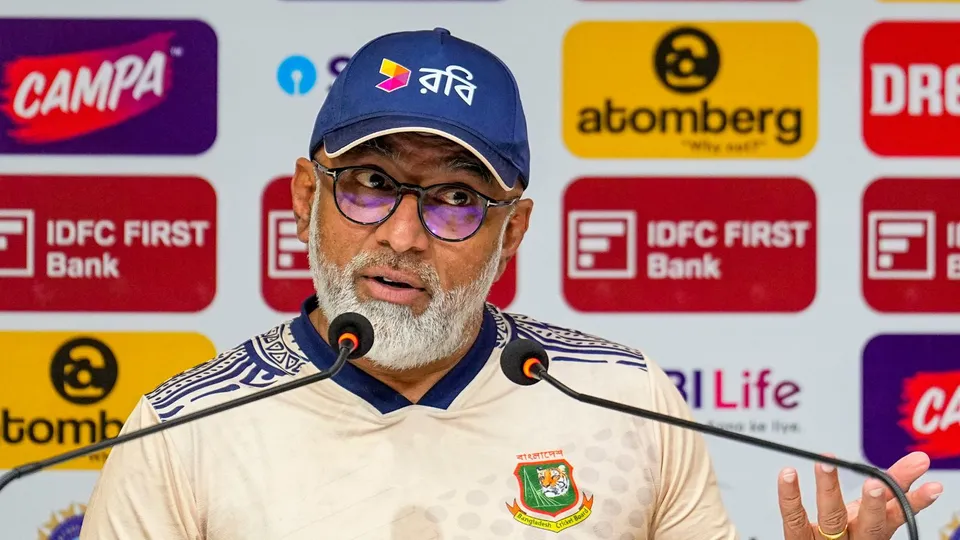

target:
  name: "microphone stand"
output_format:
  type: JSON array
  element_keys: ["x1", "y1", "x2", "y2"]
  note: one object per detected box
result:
[
  {"x1": 0, "y1": 342, "x2": 353, "y2": 494},
  {"x1": 530, "y1": 365, "x2": 920, "y2": 540}
]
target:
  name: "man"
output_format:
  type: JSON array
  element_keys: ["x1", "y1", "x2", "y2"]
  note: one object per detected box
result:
[{"x1": 79, "y1": 28, "x2": 942, "y2": 540}]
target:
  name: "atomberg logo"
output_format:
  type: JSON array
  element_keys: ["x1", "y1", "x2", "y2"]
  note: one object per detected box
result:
[
  {"x1": 562, "y1": 22, "x2": 818, "y2": 158},
  {"x1": 0, "y1": 19, "x2": 217, "y2": 155},
  {"x1": 862, "y1": 334, "x2": 960, "y2": 470},
  {"x1": 0, "y1": 330, "x2": 214, "y2": 470}
]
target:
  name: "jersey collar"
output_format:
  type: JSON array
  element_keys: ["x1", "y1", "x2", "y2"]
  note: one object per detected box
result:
[{"x1": 290, "y1": 295, "x2": 497, "y2": 414}]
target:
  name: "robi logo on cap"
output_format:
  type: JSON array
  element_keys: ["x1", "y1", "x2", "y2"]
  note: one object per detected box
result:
[
  {"x1": 376, "y1": 59, "x2": 411, "y2": 92},
  {"x1": 372, "y1": 57, "x2": 477, "y2": 106}
]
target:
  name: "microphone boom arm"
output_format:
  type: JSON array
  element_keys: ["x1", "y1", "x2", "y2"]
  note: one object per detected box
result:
[{"x1": 533, "y1": 366, "x2": 920, "y2": 540}]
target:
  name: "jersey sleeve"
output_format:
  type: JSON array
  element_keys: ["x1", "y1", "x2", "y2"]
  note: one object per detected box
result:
[
  {"x1": 79, "y1": 396, "x2": 202, "y2": 540},
  {"x1": 646, "y1": 360, "x2": 740, "y2": 540}
]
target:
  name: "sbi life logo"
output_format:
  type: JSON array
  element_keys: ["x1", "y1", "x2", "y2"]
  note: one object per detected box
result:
[{"x1": 277, "y1": 54, "x2": 350, "y2": 96}]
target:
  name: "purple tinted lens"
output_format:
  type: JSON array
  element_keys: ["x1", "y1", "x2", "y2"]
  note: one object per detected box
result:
[
  {"x1": 335, "y1": 171, "x2": 397, "y2": 223},
  {"x1": 334, "y1": 168, "x2": 487, "y2": 240},
  {"x1": 422, "y1": 201, "x2": 484, "y2": 240}
]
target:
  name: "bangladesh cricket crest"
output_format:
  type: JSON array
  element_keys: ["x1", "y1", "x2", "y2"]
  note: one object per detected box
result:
[{"x1": 506, "y1": 449, "x2": 594, "y2": 533}]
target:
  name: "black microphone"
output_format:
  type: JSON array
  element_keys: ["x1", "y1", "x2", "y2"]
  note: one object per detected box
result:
[
  {"x1": 500, "y1": 339, "x2": 920, "y2": 540},
  {"x1": 0, "y1": 311, "x2": 375, "y2": 495}
]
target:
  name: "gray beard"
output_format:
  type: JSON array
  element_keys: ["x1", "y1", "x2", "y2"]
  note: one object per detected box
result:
[{"x1": 307, "y1": 188, "x2": 509, "y2": 371}]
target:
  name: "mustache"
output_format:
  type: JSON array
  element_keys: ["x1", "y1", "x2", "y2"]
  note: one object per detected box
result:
[{"x1": 346, "y1": 250, "x2": 442, "y2": 292}]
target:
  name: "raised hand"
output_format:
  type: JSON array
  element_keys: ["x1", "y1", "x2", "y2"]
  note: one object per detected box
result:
[{"x1": 777, "y1": 451, "x2": 942, "y2": 539}]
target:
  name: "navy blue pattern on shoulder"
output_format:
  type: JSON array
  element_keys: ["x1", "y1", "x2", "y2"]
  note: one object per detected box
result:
[
  {"x1": 497, "y1": 310, "x2": 647, "y2": 369},
  {"x1": 146, "y1": 321, "x2": 309, "y2": 421},
  {"x1": 487, "y1": 303, "x2": 513, "y2": 348}
]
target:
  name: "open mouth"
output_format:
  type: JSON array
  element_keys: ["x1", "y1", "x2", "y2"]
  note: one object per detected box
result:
[{"x1": 368, "y1": 276, "x2": 424, "y2": 291}]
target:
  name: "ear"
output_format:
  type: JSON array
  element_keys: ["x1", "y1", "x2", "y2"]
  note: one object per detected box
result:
[
  {"x1": 291, "y1": 157, "x2": 317, "y2": 243},
  {"x1": 495, "y1": 198, "x2": 533, "y2": 280}
]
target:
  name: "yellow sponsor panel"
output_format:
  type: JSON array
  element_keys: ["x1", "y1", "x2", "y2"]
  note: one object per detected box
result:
[
  {"x1": 562, "y1": 21, "x2": 818, "y2": 158},
  {"x1": 0, "y1": 331, "x2": 214, "y2": 470}
]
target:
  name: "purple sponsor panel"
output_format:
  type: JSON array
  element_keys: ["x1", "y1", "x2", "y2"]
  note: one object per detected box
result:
[
  {"x1": 861, "y1": 334, "x2": 960, "y2": 470},
  {"x1": 0, "y1": 18, "x2": 217, "y2": 155}
]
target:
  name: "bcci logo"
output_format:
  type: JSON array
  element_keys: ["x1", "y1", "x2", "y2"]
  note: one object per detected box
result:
[
  {"x1": 505, "y1": 449, "x2": 594, "y2": 533},
  {"x1": 38, "y1": 503, "x2": 85, "y2": 540},
  {"x1": 943, "y1": 511, "x2": 960, "y2": 540}
]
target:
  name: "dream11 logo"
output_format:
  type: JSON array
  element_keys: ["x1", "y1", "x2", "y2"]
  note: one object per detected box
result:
[
  {"x1": 665, "y1": 367, "x2": 803, "y2": 436},
  {"x1": 0, "y1": 18, "x2": 217, "y2": 155},
  {"x1": 863, "y1": 21, "x2": 960, "y2": 157}
]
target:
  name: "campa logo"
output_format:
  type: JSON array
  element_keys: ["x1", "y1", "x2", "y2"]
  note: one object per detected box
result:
[
  {"x1": 862, "y1": 334, "x2": 960, "y2": 471},
  {"x1": 562, "y1": 22, "x2": 818, "y2": 158},
  {"x1": 0, "y1": 18, "x2": 217, "y2": 155}
]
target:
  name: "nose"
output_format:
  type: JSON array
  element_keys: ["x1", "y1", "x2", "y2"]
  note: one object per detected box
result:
[{"x1": 373, "y1": 193, "x2": 430, "y2": 253}]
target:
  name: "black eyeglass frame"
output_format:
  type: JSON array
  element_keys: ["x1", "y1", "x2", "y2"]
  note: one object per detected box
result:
[{"x1": 313, "y1": 160, "x2": 519, "y2": 243}]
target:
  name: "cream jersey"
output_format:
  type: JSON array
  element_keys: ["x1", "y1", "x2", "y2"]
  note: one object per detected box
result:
[{"x1": 79, "y1": 296, "x2": 739, "y2": 540}]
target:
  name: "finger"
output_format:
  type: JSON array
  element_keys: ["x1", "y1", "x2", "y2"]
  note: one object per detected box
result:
[
  {"x1": 844, "y1": 453, "x2": 931, "y2": 524},
  {"x1": 778, "y1": 468, "x2": 814, "y2": 540},
  {"x1": 886, "y1": 481, "x2": 943, "y2": 527},
  {"x1": 854, "y1": 479, "x2": 888, "y2": 539},
  {"x1": 814, "y1": 456, "x2": 848, "y2": 538},
  {"x1": 879, "y1": 452, "x2": 930, "y2": 500},
  {"x1": 845, "y1": 499, "x2": 861, "y2": 523}
]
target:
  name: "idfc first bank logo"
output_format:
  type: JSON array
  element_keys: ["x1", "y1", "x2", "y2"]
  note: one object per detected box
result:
[
  {"x1": 0, "y1": 18, "x2": 217, "y2": 155},
  {"x1": 862, "y1": 334, "x2": 960, "y2": 470}
]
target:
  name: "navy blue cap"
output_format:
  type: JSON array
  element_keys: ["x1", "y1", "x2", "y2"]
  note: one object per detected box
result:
[{"x1": 309, "y1": 28, "x2": 530, "y2": 191}]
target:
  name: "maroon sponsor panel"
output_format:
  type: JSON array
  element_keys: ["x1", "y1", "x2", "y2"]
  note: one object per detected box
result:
[
  {"x1": 0, "y1": 175, "x2": 216, "y2": 311},
  {"x1": 562, "y1": 176, "x2": 816, "y2": 312},
  {"x1": 260, "y1": 175, "x2": 517, "y2": 313},
  {"x1": 862, "y1": 178, "x2": 960, "y2": 312}
]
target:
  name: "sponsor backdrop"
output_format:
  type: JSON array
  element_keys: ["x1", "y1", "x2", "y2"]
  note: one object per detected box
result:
[{"x1": 0, "y1": 0, "x2": 958, "y2": 538}]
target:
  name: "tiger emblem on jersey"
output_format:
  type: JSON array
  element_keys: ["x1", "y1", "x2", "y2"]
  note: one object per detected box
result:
[
  {"x1": 508, "y1": 450, "x2": 594, "y2": 531},
  {"x1": 537, "y1": 464, "x2": 570, "y2": 498}
]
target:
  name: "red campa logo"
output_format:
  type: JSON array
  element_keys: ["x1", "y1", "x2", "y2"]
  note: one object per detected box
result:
[
  {"x1": 897, "y1": 371, "x2": 960, "y2": 460},
  {"x1": 0, "y1": 32, "x2": 174, "y2": 144}
]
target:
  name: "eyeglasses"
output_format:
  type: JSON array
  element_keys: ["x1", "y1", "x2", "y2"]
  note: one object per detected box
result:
[{"x1": 313, "y1": 161, "x2": 519, "y2": 242}]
